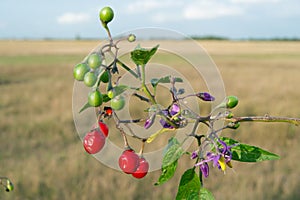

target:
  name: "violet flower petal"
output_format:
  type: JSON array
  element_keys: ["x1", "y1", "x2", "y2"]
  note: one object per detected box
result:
[{"x1": 197, "y1": 92, "x2": 215, "y2": 101}]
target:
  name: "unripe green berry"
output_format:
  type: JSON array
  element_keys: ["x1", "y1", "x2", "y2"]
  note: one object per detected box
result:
[
  {"x1": 107, "y1": 90, "x2": 115, "y2": 99},
  {"x1": 226, "y1": 95, "x2": 239, "y2": 109},
  {"x1": 228, "y1": 122, "x2": 240, "y2": 129},
  {"x1": 73, "y1": 63, "x2": 89, "y2": 81},
  {"x1": 88, "y1": 53, "x2": 102, "y2": 69},
  {"x1": 88, "y1": 90, "x2": 103, "y2": 107},
  {"x1": 111, "y1": 95, "x2": 125, "y2": 111},
  {"x1": 5, "y1": 179, "x2": 14, "y2": 192},
  {"x1": 99, "y1": 7, "x2": 114, "y2": 24},
  {"x1": 226, "y1": 112, "x2": 234, "y2": 119},
  {"x1": 128, "y1": 34, "x2": 136, "y2": 42},
  {"x1": 84, "y1": 72, "x2": 97, "y2": 87}
]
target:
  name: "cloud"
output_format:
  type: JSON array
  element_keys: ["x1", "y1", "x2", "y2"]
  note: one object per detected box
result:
[
  {"x1": 230, "y1": 0, "x2": 280, "y2": 4},
  {"x1": 126, "y1": 0, "x2": 183, "y2": 13},
  {"x1": 183, "y1": 1, "x2": 244, "y2": 20},
  {"x1": 125, "y1": 0, "x2": 244, "y2": 23},
  {"x1": 57, "y1": 12, "x2": 91, "y2": 25}
]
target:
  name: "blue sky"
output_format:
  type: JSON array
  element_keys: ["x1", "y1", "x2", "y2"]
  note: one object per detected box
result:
[{"x1": 1, "y1": 0, "x2": 300, "y2": 39}]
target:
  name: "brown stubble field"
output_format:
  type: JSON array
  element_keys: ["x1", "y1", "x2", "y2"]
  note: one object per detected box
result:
[{"x1": 0, "y1": 40, "x2": 300, "y2": 199}]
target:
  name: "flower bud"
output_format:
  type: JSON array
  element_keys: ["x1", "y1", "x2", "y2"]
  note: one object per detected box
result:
[{"x1": 196, "y1": 92, "x2": 215, "y2": 101}]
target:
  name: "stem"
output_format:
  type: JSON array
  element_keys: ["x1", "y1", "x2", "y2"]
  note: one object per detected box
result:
[
  {"x1": 227, "y1": 115, "x2": 300, "y2": 125},
  {"x1": 114, "y1": 112, "x2": 130, "y2": 147},
  {"x1": 116, "y1": 59, "x2": 139, "y2": 78},
  {"x1": 140, "y1": 64, "x2": 156, "y2": 104}
]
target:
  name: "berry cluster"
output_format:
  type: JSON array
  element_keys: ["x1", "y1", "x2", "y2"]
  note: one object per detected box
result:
[
  {"x1": 73, "y1": 6, "x2": 300, "y2": 199},
  {"x1": 73, "y1": 7, "x2": 149, "y2": 178}
]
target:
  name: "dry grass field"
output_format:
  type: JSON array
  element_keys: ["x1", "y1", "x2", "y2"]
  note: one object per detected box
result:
[{"x1": 0, "y1": 39, "x2": 300, "y2": 200}]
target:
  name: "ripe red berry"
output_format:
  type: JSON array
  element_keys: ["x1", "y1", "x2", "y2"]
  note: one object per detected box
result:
[
  {"x1": 118, "y1": 149, "x2": 139, "y2": 174},
  {"x1": 132, "y1": 157, "x2": 149, "y2": 179},
  {"x1": 98, "y1": 121, "x2": 109, "y2": 137},
  {"x1": 83, "y1": 129, "x2": 105, "y2": 154}
]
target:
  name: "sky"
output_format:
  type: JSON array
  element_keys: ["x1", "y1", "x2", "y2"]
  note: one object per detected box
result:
[{"x1": 1, "y1": 0, "x2": 300, "y2": 39}]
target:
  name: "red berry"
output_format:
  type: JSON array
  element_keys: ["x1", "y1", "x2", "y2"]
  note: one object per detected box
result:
[
  {"x1": 83, "y1": 129, "x2": 105, "y2": 154},
  {"x1": 132, "y1": 157, "x2": 149, "y2": 179},
  {"x1": 98, "y1": 121, "x2": 109, "y2": 137},
  {"x1": 118, "y1": 149, "x2": 139, "y2": 174}
]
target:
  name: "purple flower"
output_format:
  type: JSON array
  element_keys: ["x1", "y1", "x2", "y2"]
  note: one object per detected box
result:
[
  {"x1": 144, "y1": 114, "x2": 156, "y2": 129},
  {"x1": 200, "y1": 162, "x2": 209, "y2": 178},
  {"x1": 194, "y1": 139, "x2": 236, "y2": 176},
  {"x1": 191, "y1": 151, "x2": 198, "y2": 159},
  {"x1": 170, "y1": 104, "x2": 180, "y2": 115},
  {"x1": 159, "y1": 104, "x2": 182, "y2": 129},
  {"x1": 160, "y1": 110, "x2": 173, "y2": 128},
  {"x1": 197, "y1": 92, "x2": 215, "y2": 101}
]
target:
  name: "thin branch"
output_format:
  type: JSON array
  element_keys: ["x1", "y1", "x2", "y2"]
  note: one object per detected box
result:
[{"x1": 227, "y1": 115, "x2": 300, "y2": 126}]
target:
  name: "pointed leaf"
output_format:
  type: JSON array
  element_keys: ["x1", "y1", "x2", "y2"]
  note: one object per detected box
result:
[
  {"x1": 154, "y1": 161, "x2": 178, "y2": 186},
  {"x1": 162, "y1": 140, "x2": 184, "y2": 168},
  {"x1": 163, "y1": 137, "x2": 180, "y2": 156},
  {"x1": 79, "y1": 102, "x2": 92, "y2": 113},
  {"x1": 221, "y1": 137, "x2": 280, "y2": 162},
  {"x1": 131, "y1": 44, "x2": 159, "y2": 66},
  {"x1": 151, "y1": 76, "x2": 183, "y2": 88},
  {"x1": 199, "y1": 188, "x2": 215, "y2": 200},
  {"x1": 112, "y1": 85, "x2": 129, "y2": 97},
  {"x1": 175, "y1": 168, "x2": 200, "y2": 200}
]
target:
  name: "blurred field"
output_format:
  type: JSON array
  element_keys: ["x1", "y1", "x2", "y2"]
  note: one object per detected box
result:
[{"x1": 0, "y1": 40, "x2": 300, "y2": 200}]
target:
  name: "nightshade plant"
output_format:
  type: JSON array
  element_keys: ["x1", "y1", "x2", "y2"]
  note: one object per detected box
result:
[
  {"x1": 73, "y1": 6, "x2": 300, "y2": 199},
  {"x1": 0, "y1": 177, "x2": 14, "y2": 192}
]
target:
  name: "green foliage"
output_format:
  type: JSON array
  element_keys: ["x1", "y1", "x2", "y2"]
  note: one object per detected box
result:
[
  {"x1": 155, "y1": 137, "x2": 184, "y2": 186},
  {"x1": 199, "y1": 188, "x2": 215, "y2": 200},
  {"x1": 154, "y1": 161, "x2": 178, "y2": 186},
  {"x1": 151, "y1": 76, "x2": 183, "y2": 89},
  {"x1": 175, "y1": 168, "x2": 200, "y2": 200},
  {"x1": 221, "y1": 137, "x2": 280, "y2": 162},
  {"x1": 131, "y1": 45, "x2": 159, "y2": 66},
  {"x1": 162, "y1": 137, "x2": 184, "y2": 167}
]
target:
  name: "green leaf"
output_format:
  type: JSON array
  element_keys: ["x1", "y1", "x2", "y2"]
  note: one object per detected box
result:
[
  {"x1": 151, "y1": 76, "x2": 183, "y2": 88},
  {"x1": 79, "y1": 102, "x2": 92, "y2": 113},
  {"x1": 163, "y1": 137, "x2": 180, "y2": 156},
  {"x1": 162, "y1": 138, "x2": 184, "y2": 168},
  {"x1": 154, "y1": 161, "x2": 178, "y2": 186},
  {"x1": 221, "y1": 137, "x2": 280, "y2": 162},
  {"x1": 154, "y1": 137, "x2": 183, "y2": 186},
  {"x1": 175, "y1": 168, "x2": 200, "y2": 200},
  {"x1": 110, "y1": 85, "x2": 129, "y2": 97},
  {"x1": 199, "y1": 188, "x2": 215, "y2": 200},
  {"x1": 130, "y1": 44, "x2": 159, "y2": 66}
]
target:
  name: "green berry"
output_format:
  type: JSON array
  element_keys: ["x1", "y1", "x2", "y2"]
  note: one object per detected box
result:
[
  {"x1": 228, "y1": 122, "x2": 240, "y2": 129},
  {"x1": 99, "y1": 7, "x2": 114, "y2": 24},
  {"x1": 107, "y1": 90, "x2": 115, "y2": 99},
  {"x1": 128, "y1": 34, "x2": 136, "y2": 42},
  {"x1": 5, "y1": 180, "x2": 14, "y2": 192},
  {"x1": 226, "y1": 112, "x2": 234, "y2": 119},
  {"x1": 88, "y1": 90, "x2": 103, "y2": 107},
  {"x1": 111, "y1": 95, "x2": 125, "y2": 111},
  {"x1": 84, "y1": 72, "x2": 97, "y2": 87},
  {"x1": 100, "y1": 71, "x2": 109, "y2": 83},
  {"x1": 73, "y1": 63, "x2": 89, "y2": 81},
  {"x1": 226, "y1": 95, "x2": 239, "y2": 109},
  {"x1": 88, "y1": 53, "x2": 102, "y2": 69}
]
